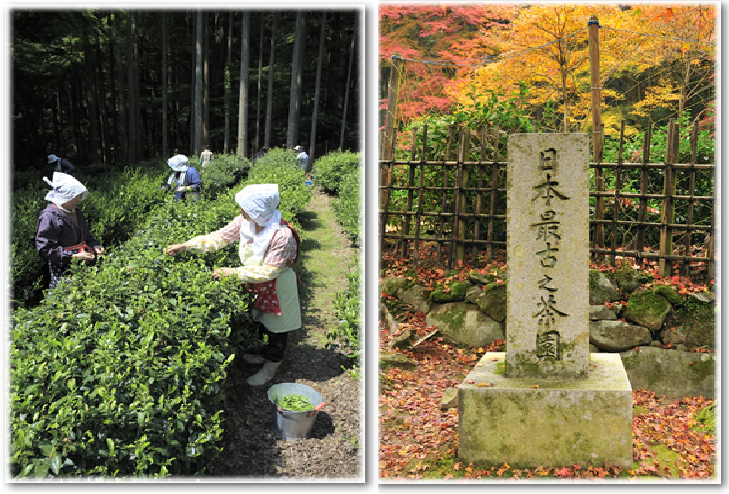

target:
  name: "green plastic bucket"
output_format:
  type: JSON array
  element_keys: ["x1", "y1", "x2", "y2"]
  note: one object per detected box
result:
[{"x1": 268, "y1": 383, "x2": 326, "y2": 441}]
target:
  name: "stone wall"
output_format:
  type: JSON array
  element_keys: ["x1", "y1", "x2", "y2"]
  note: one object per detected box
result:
[{"x1": 380, "y1": 268, "x2": 716, "y2": 398}]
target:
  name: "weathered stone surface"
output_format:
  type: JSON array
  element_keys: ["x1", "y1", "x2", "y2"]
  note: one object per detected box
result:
[
  {"x1": 388, "y1": 329, "x2": 414, "y2": 349},
  {"x1": 620, "y1": 346, "x2": 716, "y2": 398},
  {"x1": 474, "y1": 283, "x2": 507, "y2": 322},
  {"x1": 440, "y1": 388, "x2": 458, "y2": 410},
  {"x1": 589, "y1": 320, "x2": 652, "y2": 352},
  {"x1": 465, "y1": 285, "x2": 483, "y2": 304},
  {"x1": 379, "y1": 351, "x2": 417, "y2": 370},
  {"x1": 468, "y1": 271, "x2": 495, "y2": 285},
  {"x1": 624, "y1": 290, "x2": 672, "y2": 330},
  {"x1": 506, "y1": 134, "x2": 590, "y2": 378},
  {"x1": 399, "y1": 284, "x2": 431, "y2": 314},
  {"x1": 653, "y1": 285, "x2": 684, "y2": 305},
  {"x1": 689, "y1": 291, "x2": 715, "y2": 304},
  {"x1": 430, "y1": 280, "x2": 471, "y2": 303},
  {"x1": 379, "y1": 302, "x2": 399, "y2": 334},
  {"x1": 459, "y1": 353, "x2": 633, "y2": 469},
  {"x1": 615, "y1": 264, "x2": 644, "y2": 295},
  {"x1": 381, "y1": 276, "x2": 409, "y2": 297},
  {"x1": 425, "y1": 302, "x2": 504, "y2": 348},
  {"x1": 589, "y1": 304, "x2": 618, "y2": 321},
  {"x1": 660, "y1": 298, "x2": 715, "y2": 349},
  {"x1": 589, "y1": 270, "x2": 622, "y2": 304}
]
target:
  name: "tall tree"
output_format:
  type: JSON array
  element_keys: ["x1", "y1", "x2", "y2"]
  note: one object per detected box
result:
[
  {"x1": 287, "y1": 11, "x2": 305, "y2": 148},
  {"x1": 264, "y1": 13, "x2": 276, "y2": 147},
  {"x1": 341, "y1": 22, "x2": 355, "y2": 150},
  {"x1": 224, "y1": 12, "x2": 232, "y2": 154},
  {"x1": 309, "y1": 12, "x2": 326, "y2": 162},
  {"x1": 81, "y1": 14, "x2": 99, "y2": 163},
  {"x1": 162, "y1": 11, "x2": 168, "y2": 158},
  {"x1": 238, "y1": 12, "x2": 250, "y2": 156},
  {"x1": 194, "y1": 10, "x2": 203, "y2": 154},
  {"x1": 126, "y1": 11, "x2": 137, "y2": 163}
]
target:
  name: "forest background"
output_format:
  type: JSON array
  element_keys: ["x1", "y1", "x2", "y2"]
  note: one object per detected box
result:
[
  {"x1": 10, "y1": 8, "x2": 361, "y2": 174},
  {"x1": 379, "y1": 4, "x2": 715, "y2": 145}
]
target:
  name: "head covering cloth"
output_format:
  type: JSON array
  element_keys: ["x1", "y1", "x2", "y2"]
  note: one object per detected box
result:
[
  {"x1": 47, "y1": 154, "x2": 59, "y2": 164},
  {"x1": 235, "y1": 184, "x2": 283, "y2": 261},
  {"x1": 43, "y1": 172, "x2": 88, "y2": 211},
  {"x1": 167, "y1": 154, "x2": 189, "y2": 172}
]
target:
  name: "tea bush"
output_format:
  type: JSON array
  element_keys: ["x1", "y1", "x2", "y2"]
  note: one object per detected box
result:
[
  {"x1": 10, "y1": 196, "x2": 255, "y2": 477},
  {"x1": 10, "y1": 164, "x2": 311, "y2": 477},
  {"x1": 331, "y1": 169, "x2": 361, "y2": 243},
  {"x1": 245, "y1": 147, "x2": 311, "y2": 229},
  {"x1": 328, "y1": 263, "x2": 361, "y2": 377},
  {"x1": 311, "y1": 151, "x2": 361, "y2": 194},
  {"x1": 199, "y1": 154, "x2": 252, "y2": 199},
  {"x1": 12, "y1": 165, "x2": 168, "y2": 308}
]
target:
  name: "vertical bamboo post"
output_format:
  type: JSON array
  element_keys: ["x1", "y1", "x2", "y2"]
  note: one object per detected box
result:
[
  {"x1": 380, "y1": 129, "x2": 397, "y2": 260},
  {"x1": 455, "y1": 126, "x2": 468, "y2": 264},
  {"x1": 659, "y1": 119, "x2": 677, "y2": 277},
  {"x1": 382, "y1": 56, "x2": 402, "y2": 204},
  {"x1": 401, "y1": 127, "x2": 418, "y2": 258},
  {"x1": 413, "y1": 125, "x2": 427, "y2": 269},
  {"x1": 589, "y1": 15, "x2": 605, "y2": 255},
  {"x1": 473, "y1": 127, "x2": 487, "y2": 262},
  {"x1": 487, "y1": 127, "x2": 500, "y2": 261},
  {"x1": 588, "y1": 15, "x2": 603, "y2": 161},
  {"x1": 611, "y1": 120, "x2": 625, "y2": 267},
  {"x1": 635, "y1": 127, "x2": 652, "y2": 266},
  {"x1": 682, "y1": 118, "x2": 699, "y2": 276}
]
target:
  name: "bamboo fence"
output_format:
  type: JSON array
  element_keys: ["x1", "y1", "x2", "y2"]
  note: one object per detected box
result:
[{"x1": 378, "y1": 120, "x2": 714, "y2": 282}]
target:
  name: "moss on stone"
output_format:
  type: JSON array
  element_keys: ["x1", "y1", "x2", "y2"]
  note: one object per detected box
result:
[
  {"x1": 624, "y1": 290, "x2": 671, "y2": 330},
  {"x1": 653, "y1": 284, "x2": 684, "y2": 306},
  {"x1": 475, "y1": 283, "x2": 507, "y2": 321},
  {"x1": 663, "y1": 299, "x2": 715, "y2": 349},
  {"x1": 436, "y1": 305, "x2": 467, "y2": 331},
  {"x1": 615, "y1": 264, "x2": 642, "y2": 294},
  {"x1": 430, "y1": 280, "x2": 470, "y2": 303}
]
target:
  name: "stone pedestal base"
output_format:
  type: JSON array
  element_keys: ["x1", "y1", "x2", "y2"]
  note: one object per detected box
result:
[{"x1": 458, "y1": 352, "x2": 633, "y2": 469}]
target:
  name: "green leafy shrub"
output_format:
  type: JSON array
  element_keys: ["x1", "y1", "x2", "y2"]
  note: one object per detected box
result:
[
  {"x1": 328, "y1": 263, "x2": 361, "y2": 366},
  {"x1": 12, "y1": 165, "x2": 168, "y2": 308},
  {"x1": 331, "y1": 169, "x2": 361, "y2": 243},
  {"x1": 199, "y1": 154, "x2": 252, "y2": 199},
  {"x1": 11, "y1": 156, "x2": 315, "y2": 477},
  {"x1": 246, "y1": 147, "x2": 311, "y2": 223},
  {"x1": 10, "y1": 196, "x2": 257, "y2": 477},
  {"x1": 311, "y1": 151, "x2": 361, "y2": 194}
]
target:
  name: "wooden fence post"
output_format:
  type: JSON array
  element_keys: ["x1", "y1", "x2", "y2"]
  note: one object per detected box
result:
[
  {"x1": 413, "y1": 125, "x2": 427, "y2": 269},
  {"x1": 589, "y1": 15, "x2": 605, "y2": 255},
  {"x1": 682, "y1": 118, "x2": 699, "y2": 276},
  {"x1": 401, "y1": 127, "x2": 418, "y2": 258},
  {"x1": 455, "y1": 125, "x2": 468, "y2": 265},
  {"x1": 659, "y1": 118, "x2": 677, "y2": 277},
  {"x1": 635, "y1": 127, "x2": 652, "y2": 266},
  {"x1": 610, "y1": 121, "x2": 626, "y2": 267}
]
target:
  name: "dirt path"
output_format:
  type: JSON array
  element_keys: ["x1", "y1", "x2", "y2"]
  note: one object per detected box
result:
[{"x1": 211, "y1": 187, "x2": 362, "y2": 480}]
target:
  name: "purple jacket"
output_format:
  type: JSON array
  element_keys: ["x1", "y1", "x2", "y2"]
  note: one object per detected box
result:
[{"x1": 35, "y1": 204, "x2": 101, "y2": 266}]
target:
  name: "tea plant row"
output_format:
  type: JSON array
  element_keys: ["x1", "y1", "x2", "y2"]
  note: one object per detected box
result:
[{"x1": 10, "y1": 152, "x2": 311, "y2": 477}]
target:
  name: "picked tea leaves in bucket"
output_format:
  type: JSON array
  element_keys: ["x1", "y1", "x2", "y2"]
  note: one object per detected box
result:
[{"x1": 278, "y1": 394, "x2": 314, "y2": 411}]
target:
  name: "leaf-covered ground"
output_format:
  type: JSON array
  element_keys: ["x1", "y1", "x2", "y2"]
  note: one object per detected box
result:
[{"x1": 378, "y1": 250, "x2": 717, "y2": 481}]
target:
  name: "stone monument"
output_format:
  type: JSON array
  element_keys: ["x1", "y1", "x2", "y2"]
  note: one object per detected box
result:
[{"x1": 458, "y1": 134, "x2": 633, "y2": 469}]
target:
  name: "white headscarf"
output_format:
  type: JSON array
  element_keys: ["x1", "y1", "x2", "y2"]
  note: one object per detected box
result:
[
  {"x1": 43, "y1": 172, "x2": 88, "y2": 211},
  {"x1": 167, "y1": 154, "x2": 189, "y2": 172},
  {"x1": 235, "y1": 184, "x2": 282, "y2": 262},
  {"x1": 235, "y1": 184, "x2": 281, "y2": 227}
]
